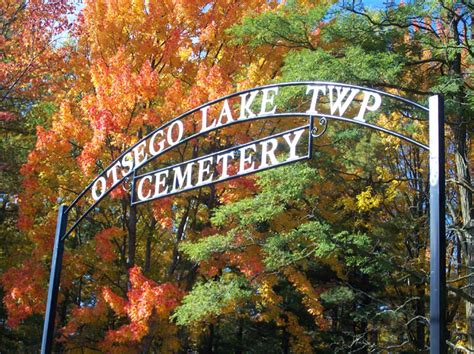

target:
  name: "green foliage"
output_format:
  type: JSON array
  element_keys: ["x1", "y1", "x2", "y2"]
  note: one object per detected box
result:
[
  {"x1": 229, "y1": 0, "x2": 330, "y2": 49},
  {"x1": 172, "y1": 277, "x2": 252, "y2": 325},
  {"x1": 282, "y1": 46, "x2": 402, "y2": 84},
  {"x1": 262, "y1": 221, "x2": 332, "y2": 270},
  {"x1": 332, "y1": 231, "x2": 375, "y2": 274},
  {"x1": 320, "y1": 286, "x2": 355, "y2": 305},
  {"x1": 211, "y1": 164, "x2": 317, "y2": 227},
  {"x1": 179, "y1": 234, "x2": 234, "y2": 262},
  {"x1": 0, "y1": 102, "x2": 56, "y2": 195}
]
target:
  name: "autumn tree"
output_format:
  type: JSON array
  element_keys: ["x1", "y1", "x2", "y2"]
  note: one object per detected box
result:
[
  {"x1": 0, "y1": 0, "x2": 72, "y2": 351},
  {"x1": 2, "y1": 0, "x2": 472, "y2": 352},
  {"x1": 335, "y1": 1, "x2": 473, "y2": 350},
  {"x1": 0, "y1": 0, "x2": 72, "y2": 191},
  {"x1": 173, "y1": 0, "x2": 473, "y2": 351},
  {"x1": 222, "y1": 0, "x2": 473, "y2": 350},
  {"x1": 2, "y1": 0, "x2": 290, "y2": 351}
]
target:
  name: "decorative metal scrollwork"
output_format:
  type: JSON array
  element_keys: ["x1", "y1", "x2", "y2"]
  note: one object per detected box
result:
[{"x1": 311, "y1": 117, "x2": 328, "y2": 138}]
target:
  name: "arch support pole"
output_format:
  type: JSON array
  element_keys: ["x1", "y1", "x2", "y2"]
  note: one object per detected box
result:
[
  {"x1": 41, "y1": 205, "x2": 68, "y2": 354},
  {"x1": 429, "y1": 95, "x2": 446, "y2": 353}
]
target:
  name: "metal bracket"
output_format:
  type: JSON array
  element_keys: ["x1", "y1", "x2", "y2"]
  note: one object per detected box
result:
[{"x1": 310, "y1": 117, "x2": 328, "y2": 138}]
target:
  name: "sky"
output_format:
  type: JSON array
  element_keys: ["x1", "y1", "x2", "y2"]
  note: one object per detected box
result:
[{"x1": 359, "y1": 0, "x2": 401, "y2": 8}]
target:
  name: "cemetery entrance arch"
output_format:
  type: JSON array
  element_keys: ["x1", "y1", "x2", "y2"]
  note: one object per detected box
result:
[{"x1": 41, "y1": 82, "x2": 446, "y2": 353}]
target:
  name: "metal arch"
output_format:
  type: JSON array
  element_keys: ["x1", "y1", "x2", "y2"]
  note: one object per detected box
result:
[
  {"x1": 61, "y1": 112, "x2": 429, "y2": 240},
  {"x1": 43, "y1": 82, "x2": 445, "y2": 354},
  {"x1": 65, "y1": 81, "x2": 429, "y2": 217}
]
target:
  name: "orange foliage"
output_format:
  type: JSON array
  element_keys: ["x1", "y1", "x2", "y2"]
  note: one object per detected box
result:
[
  {"x1": 229, "y1": 245, "x2": 265, "y2": 279},
  {"x1": 1, "y1": 260, "x2": 47, "y2": 327},
  {"x1": 60, "y1": 299, "x2": 108, "y2": 337},
  {"x1": 95, "y1": 227, "x2": 125, "y2": 262},
  {"x1": 102, "y1": 266, "x2": 183, "y2": 347},
  {"x1": 0, "y1": 0, "x2": 72, "y2": 115},
  {"x1": 3, "y1": 0, "x2": 291, "y2": 347}
]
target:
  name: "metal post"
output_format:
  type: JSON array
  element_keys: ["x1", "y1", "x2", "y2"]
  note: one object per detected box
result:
[
  {"x1": 429, "y1": 95, "x2": 446, "y2": 353},
  {"x1": 41, "y1": 205, "x2": 68, "y2": 354}
]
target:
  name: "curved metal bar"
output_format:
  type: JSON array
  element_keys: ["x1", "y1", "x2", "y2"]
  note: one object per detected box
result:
[
  {"x1": 314, "y1": 113, "x2": 429, "y2": 150},
  {"x1": 63, "y1": 114, "x2": 306, "y2": 239},
  {"x1": 63, "y1": 114, "x2": 308, "y2": 239},
  {"x1": 134, "y1": 124, "x2": 311, "y2": 180},
  {"x1": 132, "y1": 124, "x2": 312, "y2": 204},
  {"x1": 130, "y1": 111, "x2": 428, "y2": 174},
  {"x1": 65, "y1": 81, "x2": 428, "y2": 215},
  {"x1": 63, "y1": 114, "x2": 429, "y2": 240},
  {"x1": 63, "y1": 82, "x2": 430, "y2": 239}
]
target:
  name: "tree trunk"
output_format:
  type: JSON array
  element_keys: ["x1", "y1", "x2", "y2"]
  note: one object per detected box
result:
[
  {"x1": 456, "y1": 127, "x2": 474, "y2": 347},
  {"x1": 456, "y1": 108, "x2": 474, "y2": 349},
  {"x1": 415, "y1": 284, "x2": 426, "y2": 350},
  {"x1": 168, "y1": 205, "x2": 190, "y2": 277},
  {"x1": 236, "y1": 318, "x2": 244, "y2": 354},
  {"x1": 144, "y1": 232, "x2": 152, "y2": 273},
  {"x1": 205, "y1": 323, "x2": 215, "y2": 353},
  {"x1": 127, "y1": 203, "x2": 137, "y2": 268},
  {"x1": 454, "y1": 112, "x2": 474, "y2": 348},
  {"x1": 447, "y1": 8, "x2": 474, "y2": 348},
  {"x1": 281, "y1": 328, "x2": 289, "y2": 354},
  {"x1": 144, "y1": 219, "x2": 156, "y2": 273},
  {"x1": 453, "y1": 69, "x2": 473, "y2": 353}
]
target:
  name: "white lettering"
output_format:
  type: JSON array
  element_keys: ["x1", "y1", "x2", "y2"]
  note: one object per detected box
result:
[
  {"x1": 132, "y1": 141, "x2": 148, "y2": 168},
  {"x1": 239, "y1": 91, "x2": 258, "y2": 120},
  {"x1": 154, "y1": 170, "x2": 169, "y2": 197},
  {"x1": 137, "y1": 175, "x2": 152, "y2": 201},
  {"x1": 200, "y1": 106, "x2": 216, "y2": 132},
  {"x1": 328, "y1": 86, "x2": 359, "y2": 116},
  {"x1": 106, "y1": 162, "x2": 121, "y2": 186},
  {"x1": 217, "y1": 99, "x2": 235, "y2": 126},
  {"x1": 92, "y1": 176, "x2": 107, "y2": 201},
  {"x1": 259, "y1": 87, "x2": 278, "y2": 116},
  {"x1": 260, "y1": 138, "x2": 279, "y2": 168},
  {"x1": 149, "y1": 130, "x2": 165, "y2": 156},
  {"x1": 172, "y1": 163, "x2": 194, "y2": 192},
  {"x1": 283, "y1": 129, "x2": 305, "y2": 161},
  {"x1": 197, "y1": 156, "x2": 214, "y2": 186},
  {"x1": 131, "y1": 128, "x2": 308, "y2": 201},
  {"x1": 306, "y1": 85, "x2": 327, "y2": 115},
  {"x1": 167, "y1": 120, "x2": 184, "y2": 145},
  {"x1": 121, "y1": 152, "x2": 134, "y2": 176},
  {"x1": 356, "y1": 91, "x2": 382, "y2": 122},
  {"x1": 239, "y1": 144, "x2": 256, "y2": 174},
  {"x1": 217, "y1": 151, "x2": 235, "y2": 179}
]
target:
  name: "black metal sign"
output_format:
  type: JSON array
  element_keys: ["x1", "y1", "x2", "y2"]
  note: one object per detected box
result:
[
  {"x1": 41, "y1": 82, "x2": 446, "y2": 354},
  {"x1": 131, "y1": 125, "x2": 312, "y2": 204}
]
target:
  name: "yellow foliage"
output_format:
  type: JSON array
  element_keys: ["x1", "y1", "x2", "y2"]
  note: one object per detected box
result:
[
  {"x1": 285, "y1": 312, "x2": 315, "y2": 354},
  {"x1": 258, "y1": 275, "x2": 283, "y2": 306},
  {"x1": 356, "y1": 186, "x2": 382, "y2": 212},
  {"x1": 284, "y1": 268, "x2": 328, "y2": 329}
]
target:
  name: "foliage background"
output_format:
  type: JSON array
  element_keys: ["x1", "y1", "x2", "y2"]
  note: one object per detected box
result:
[{"x1": 0, "y1": 0, "x2": 472, "y2": 352}]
